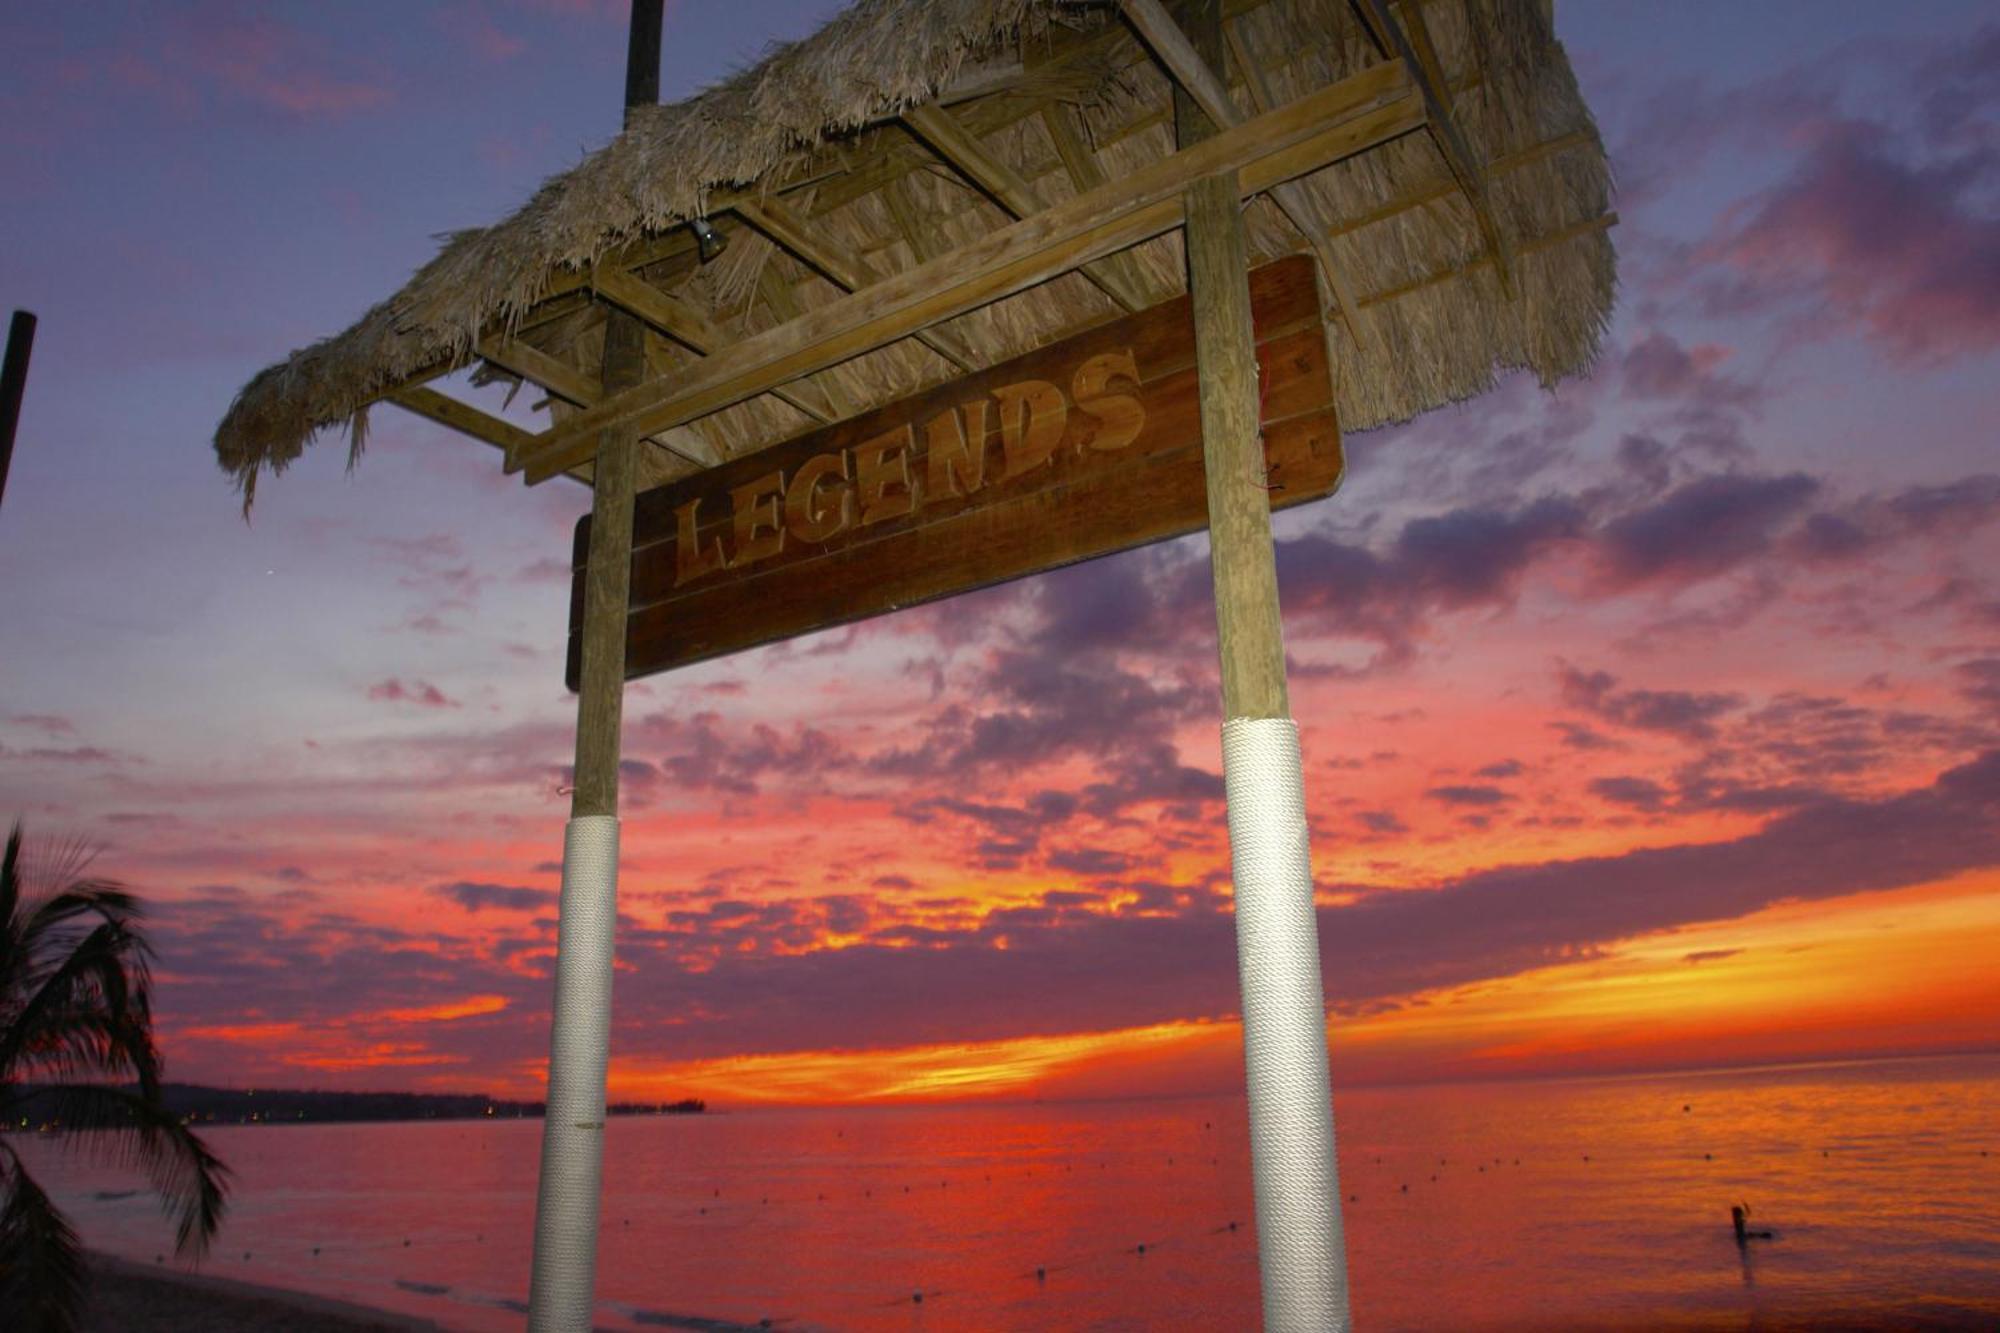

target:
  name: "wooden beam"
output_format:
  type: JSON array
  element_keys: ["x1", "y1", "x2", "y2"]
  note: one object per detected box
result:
[
  {"x1": 594, "y1": 265, "x2": 838, "y2": 426},
  {"x1": 731, "y1": 194, "x2": 981, "y2": 373},
  {"x1": 1353, "y1": 0, "x2": 1515, "y2": 296},
  {"x1": 879, "y1": 171, "x2": 946, "y2": 265},
  {"x1": 479, "y1": 335, "x2": 600, "y2": 407},
  {"x1": 1120, "y1": 0, "x2": 1373, "y2": 351},
  {"x1": 386, "y1": 385, "x2": 536, "y2": 465},
  {"x1": 1175, "y1": 2, "x2": 1287, "y2": 721},
  {"x1": 480, "y1": 331, "x2": 719, "y2": 468},
  {"x1": 518, "y1": 60, "x2": 1420, "y2": 483},
  {"x1": 755, "y1": 263, "x2": 858, "y2": 420},
  {"x1": 1036, "y1": 103, "x2": 1158, "y2": 308},
  {"x1": 902, "y1": 103, "x2": 1151, "y2": 312}
]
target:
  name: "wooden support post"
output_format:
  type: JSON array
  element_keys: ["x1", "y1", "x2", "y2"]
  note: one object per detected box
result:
[
  {"x1": 1180, "y1": 9, "x2": 1287, "y2": 721},
  {"x1": 1176, "y1": 1, "x2": 1351, "y2": 1329},
  {"x1": 525, "y1": 4, "x2": 654, "y2": 1330},
  {"x1": 571, "y1": 325, "x2": 643, "y2": 820}
]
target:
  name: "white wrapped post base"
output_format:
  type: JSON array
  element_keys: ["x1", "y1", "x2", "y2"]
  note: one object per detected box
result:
[
  {"x1": 527, "y1": 815, "x2": 620, "y2": 1333},
  {"x1": 1222, "y1": 717, "x2": 1350, "y2": 1333}
]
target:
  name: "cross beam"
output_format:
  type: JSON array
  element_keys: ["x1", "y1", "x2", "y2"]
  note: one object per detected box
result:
[
  {"x1": 731, "y1": 194, "x2": 982, "y2": 373},
  {"x1": 902, "y1": 102, "x2": 1151, "y2": 312}
]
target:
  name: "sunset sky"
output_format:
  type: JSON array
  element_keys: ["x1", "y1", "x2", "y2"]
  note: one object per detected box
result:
[{"x1": 1, "y1": 1, "x2": 1995, "y2": 1106}]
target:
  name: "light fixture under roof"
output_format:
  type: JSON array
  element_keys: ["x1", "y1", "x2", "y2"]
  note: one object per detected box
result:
[{"x1": 690, "y1": 216, "x2": 727, "y2": 263}]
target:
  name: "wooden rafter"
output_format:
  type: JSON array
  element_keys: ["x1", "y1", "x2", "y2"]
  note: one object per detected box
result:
[
  {"x1": 516, "y1": 60, "x2": 1421, "y2": 483},
  {"x1": 479, "y1": 332, "x2": 717, "y2": 469},
  {"x1": 1353, "y1": 0, "x2": 1516, "y2": 296},
  {"x1": 901, "y1": 103, "x2": 1150, "y2": 313},
  {"x1": 593, "y1": 265, "x2": 839, "y2": 426},
  {"x1": 1035, "y1": 103, "x2": 1158, "y2": 308},
  {"x1": 387, "y1": 386, "x2": 538, "y2": 468},
  {"x1": 731, "y1": 194, "x2": 980, "y2": 373},
  {"x1": 754, "y1": 263, "x2": 859, "y2": 420},
  {"x1": 477, "y1": 335, "x2": 600, "y2": 407},
  {"x1": 1119, "y1": 0, "x2": 1375, "y2": 351}
]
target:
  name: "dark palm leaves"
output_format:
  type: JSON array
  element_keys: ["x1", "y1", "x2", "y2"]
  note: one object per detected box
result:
[{"x1": 1, "y1": 823, "x2": 230, "y2": 1331}]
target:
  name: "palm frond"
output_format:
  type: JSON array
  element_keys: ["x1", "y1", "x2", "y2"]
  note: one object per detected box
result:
[
  {"x1": 0, "y1": 1139, "x2": 87, "y2": 1333},
  {"x1": 36, "y1": 1082, "x2": 228, "y2": 1256},
  {"x1": 19, "y1": 879, "x2": 147, "y2": 952},
  {"x1": 0, "y1": 920, "x2": 160, "y2": 1094},
  {"x1": 0, "y1": 823, "x2": 23, "y2": 980}
]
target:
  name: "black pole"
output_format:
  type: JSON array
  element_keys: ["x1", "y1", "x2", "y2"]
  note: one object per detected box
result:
[
  {"x1": 0, "y1": 310, "x2": 35, "y2": 512},
  {"x1": 623, "y1": 0, "x2": 663, "y2": 121}
]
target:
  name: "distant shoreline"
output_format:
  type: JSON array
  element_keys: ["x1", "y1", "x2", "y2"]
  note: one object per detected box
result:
[{"x1": 11, "y1": 1083, "x2": 704, "y2": 1128}]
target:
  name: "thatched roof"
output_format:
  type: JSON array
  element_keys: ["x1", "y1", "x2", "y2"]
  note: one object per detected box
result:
[{"x1": 214, "y1": 0, "x2": 1614, "y2": 507}]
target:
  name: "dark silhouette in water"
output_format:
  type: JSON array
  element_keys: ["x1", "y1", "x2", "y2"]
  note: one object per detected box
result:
[{"x1": 1732, "y1": 1203, "x2": 1775, "y2": 1244}]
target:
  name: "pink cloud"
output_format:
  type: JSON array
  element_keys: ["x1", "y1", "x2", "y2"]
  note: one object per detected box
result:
[
  {"x1": 366, "y1": 678, "x2": 460, "y2": 709},
  {"x1": 1705, "y1": 119, "x2": 2000, "y2": 361},
  {"x1": 441, "y1": 5, "x2": 528, "y2": 63},
  {"x1": 81, "y1": 5, "x2": 394, "y2": 121},
  {"x1": 5, "y1": 713, "x2": 77, "y2": 738}
]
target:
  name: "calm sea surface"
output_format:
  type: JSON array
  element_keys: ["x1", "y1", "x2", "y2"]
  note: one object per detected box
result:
[{"x1": 27, "y1": 1054, "x2": 2000, "y2": 1329}]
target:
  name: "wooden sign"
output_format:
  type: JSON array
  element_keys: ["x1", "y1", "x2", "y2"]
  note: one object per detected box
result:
[{"x1": 567, "y1": 255, "x2": 1341, "y2": 687}]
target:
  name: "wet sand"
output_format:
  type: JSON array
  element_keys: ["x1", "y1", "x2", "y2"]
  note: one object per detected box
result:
[{"x1": 83, "y1": 1254, "x2": 441, "y2": 1331}]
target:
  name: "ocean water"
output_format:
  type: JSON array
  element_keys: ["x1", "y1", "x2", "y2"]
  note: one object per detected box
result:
[{"x1": 26, "y1": 1054, "x2": 2000, "y2": 1330}]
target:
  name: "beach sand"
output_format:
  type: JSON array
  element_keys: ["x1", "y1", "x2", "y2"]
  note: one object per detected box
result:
[{"x1": 83, "y1": 1254, "x2": 441, "y2": 1331}]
